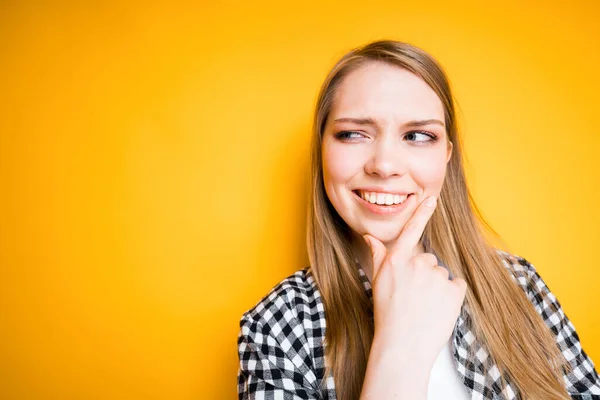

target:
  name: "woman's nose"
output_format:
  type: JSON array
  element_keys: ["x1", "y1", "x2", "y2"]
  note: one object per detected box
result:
[{"x1": 364, "y1": 139, "x2": 408, "y2": 179}]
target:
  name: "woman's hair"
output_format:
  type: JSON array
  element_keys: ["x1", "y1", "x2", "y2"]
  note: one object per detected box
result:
[{"x1": 306, "y1": 40, "x2": 571, "y2": 399}]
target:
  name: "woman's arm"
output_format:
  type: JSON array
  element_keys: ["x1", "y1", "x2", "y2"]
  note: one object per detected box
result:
[{"x1": 359, "y1": 197, "x2": 467, "y2": 399}]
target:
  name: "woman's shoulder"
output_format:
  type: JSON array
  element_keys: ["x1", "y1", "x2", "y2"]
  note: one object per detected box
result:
[
  {"x1": 237, "y1": 267, "x2": 330, "y2": 397},
  {"x1": 494, "y1": 250, "x2": 600, "y2": 396},
  {"x1": 494, "y1": 248, "x2": 560, "y2": 306},
  {"x1": 496, "y1": 249, "x2": 543, "y2": 292},
  {"x1": 494, "y1": 248, "x2": 575, "y2": 333},
  {"x1": 495, "y1": 248, "x2": 531, "y2": 268},
  {"x1": 239, "y1": 266, "x2": 324, "y2": 331}
]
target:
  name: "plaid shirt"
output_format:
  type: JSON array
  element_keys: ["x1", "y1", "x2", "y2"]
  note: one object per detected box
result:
[{"x1": 237, "y1": 250, "x2": 600, "y2": 399}]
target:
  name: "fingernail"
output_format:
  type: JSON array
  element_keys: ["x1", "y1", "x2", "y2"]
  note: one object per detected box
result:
[{"x1": 425, "y1": 196, "x2": 437, "y2": 207}]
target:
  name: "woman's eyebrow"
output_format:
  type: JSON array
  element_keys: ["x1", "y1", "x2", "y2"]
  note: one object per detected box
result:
[
  {"x1": 403, "y1": 119, "x2": 445, "y2": 128},
  {"x1": 333, "y1": 117, "x2": 445, "y2": 128},
  {"x1": 333, "y1": 117, "x2": 378, "y2": 126}
]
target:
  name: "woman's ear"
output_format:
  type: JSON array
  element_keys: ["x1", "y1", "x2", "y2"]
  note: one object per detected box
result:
[{"x1": 446, "y1": 140, "x2": 453, "y2": 163}]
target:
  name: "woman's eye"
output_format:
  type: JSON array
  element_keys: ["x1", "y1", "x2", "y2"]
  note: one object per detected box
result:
[
  {"x1": 335, "y1": 131, "x2": 365, "y2": 140},
  {"x1": 405, "y1": 131, "x2": 436, "y2": 143}
]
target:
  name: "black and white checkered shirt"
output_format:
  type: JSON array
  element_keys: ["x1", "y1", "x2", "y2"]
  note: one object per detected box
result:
[{"x1": 237, "y1": 250, "x2": 600, "y2": 399}]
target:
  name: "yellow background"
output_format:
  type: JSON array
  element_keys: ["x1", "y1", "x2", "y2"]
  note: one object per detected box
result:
[{"x1": 1, "y1": 1, "x2": 598, "y2": 399}]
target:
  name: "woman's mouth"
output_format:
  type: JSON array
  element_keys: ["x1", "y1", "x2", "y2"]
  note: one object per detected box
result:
[{"x1": 352, "y1": 190, "x2": 415, "y2": 215}]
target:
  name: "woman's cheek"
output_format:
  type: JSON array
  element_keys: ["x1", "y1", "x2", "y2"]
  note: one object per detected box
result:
[
  {"x1": 323, "y1": 143, "x2": 360, "y2": 183},
  {"x1": 412, "y1": 155, "x2": 448, "y2": 191}
]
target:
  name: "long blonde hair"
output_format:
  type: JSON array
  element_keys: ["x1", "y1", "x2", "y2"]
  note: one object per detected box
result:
[{"x1": 306, "y1": 40, "x2": 570, "y2": 399}]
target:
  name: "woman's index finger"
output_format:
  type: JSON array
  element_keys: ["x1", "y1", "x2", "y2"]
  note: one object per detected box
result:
[{"x1": 391, "y1": 195, "x2": 437, "y2": 258}]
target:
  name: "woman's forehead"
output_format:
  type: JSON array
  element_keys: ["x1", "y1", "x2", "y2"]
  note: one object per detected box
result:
[{"x1": 330, "y1": 61, "x2": 444, "y2": 123}]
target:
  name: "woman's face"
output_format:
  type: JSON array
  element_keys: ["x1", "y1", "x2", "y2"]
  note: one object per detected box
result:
[{"x1": 322, "y1": 61, "x2": 452, "y2": 245}]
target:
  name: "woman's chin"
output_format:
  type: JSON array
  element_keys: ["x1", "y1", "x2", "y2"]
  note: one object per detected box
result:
[{"x1": 363, "y1": 229, "x2": 402, "y2": 245}]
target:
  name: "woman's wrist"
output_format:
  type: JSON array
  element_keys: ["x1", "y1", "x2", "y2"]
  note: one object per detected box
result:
[
  {"x1": 360, "y1": 334, "x2": 431, "y2": 399},
  {"x1": 370, "y1": 331, "x2": 434, "y2": 371}
]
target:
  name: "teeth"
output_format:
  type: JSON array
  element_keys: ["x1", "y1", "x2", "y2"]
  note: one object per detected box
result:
[{"x1": 359, "y1": 191, "x2": 410, "y2": 205}]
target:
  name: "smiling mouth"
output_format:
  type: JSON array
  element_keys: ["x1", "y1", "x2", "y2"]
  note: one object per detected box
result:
[{"x1": 352, "y1": 190, "x2": 414, "y2": 206}]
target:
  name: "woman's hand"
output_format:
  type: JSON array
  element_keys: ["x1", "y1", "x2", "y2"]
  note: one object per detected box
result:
[{"x1": 360, "y1": 196, "x2": 467, "y2": 399}]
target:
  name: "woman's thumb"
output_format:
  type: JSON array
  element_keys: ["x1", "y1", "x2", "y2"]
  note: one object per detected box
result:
[{"x1": 362, "y1": 234, "x2": 386, "y2": 280}]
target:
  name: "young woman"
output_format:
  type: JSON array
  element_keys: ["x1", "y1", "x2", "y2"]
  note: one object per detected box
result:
[{"x1": 236, "y1": 40, "x2": 600, "y2": 399}]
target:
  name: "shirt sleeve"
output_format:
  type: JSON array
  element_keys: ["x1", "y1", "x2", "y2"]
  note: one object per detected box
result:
[
  {"x1": 236, "y1": 312, "x2": 320, "y2": 400},
  {"x1": 517, "y1": 257, "x2": 600, "y2": 399}
]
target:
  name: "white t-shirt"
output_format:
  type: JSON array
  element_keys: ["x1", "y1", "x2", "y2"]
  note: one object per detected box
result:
[{"x1": 427, "y1": 340, "x2": 470, "y2": 399}]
